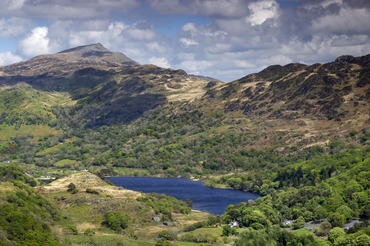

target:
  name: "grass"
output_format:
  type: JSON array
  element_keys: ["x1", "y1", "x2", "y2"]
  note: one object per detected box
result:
[
  {"x1": 0, "y1": 124, "x2": 60, "y2": 141},
  {"x1": 176, "y1": 242, "x2": 202, "y2": 246},
  {"x1": 112, "y1": 167, "x2": 150, "y2": 176},
  {"x1": 183, "y1": 227, "x2": 223, "y2": 237},
  {"x1": 54, "y1": 159, "x2": 79, "y2": 168},
  {"x1": 290, "y1": 228, "x2": 315, "y2": 237}
]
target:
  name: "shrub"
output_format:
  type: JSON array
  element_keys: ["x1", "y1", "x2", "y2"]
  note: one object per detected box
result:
[
  {"x1": 63, "y1": 225, "x2": 78, "y2": 235},
  {"x1": 158, "y1": 230, "x2": 177, "y2": 241},
  {"x1": 84, "y1": 229, "x2": 95, "y2": 236},
  {"x1": 223, "y1": 225, "x2": 238, "y2": 236},
  {"x1": 103, "y1": 211, "x2": 130, "y2": 232},
  {"x1": 86, "y1": 188, "x2": 100, "y2": 195},
  {"x1": 67, "y1": 183, "x2": 78, "y2": 194}
]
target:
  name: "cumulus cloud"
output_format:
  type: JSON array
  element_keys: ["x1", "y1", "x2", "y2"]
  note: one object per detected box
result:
[
  {"x1": 148, "y1": 0, "x2": 250, "y2": 18},
  {"x1": 0, "y1": 0, "x2": 25, "y2": 11},
  {"x1": 0, "y1": 18, "x2": 32, "y2": 38},
  {"x1": 1, "y1": 0, "x2": 141, "y2": 20},
  {"x1": 0, "y1": 51, "x2": 23, "y2": 66},
  {"x1": 180, "y1": 38, "x2": 199, "y2": 46},
  {"x1": 19, "y1": 27, "x2": 52, "y2": 57},
  {"x1": 311, "y1": 7, "x2": 370, "y2": 34},
  {"x1": 148, "y1": 57, "x2": 170, "y2": 68},
  {"x1": 247, "y1": 0, "x2": 280, "y2": 26},
  {"x1": 1, "y1": 0, "x2": 370, "y2": 82}
]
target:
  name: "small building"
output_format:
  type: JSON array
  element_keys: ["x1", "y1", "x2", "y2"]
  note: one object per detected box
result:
[
  {"x1": 283, "y1": 220, "x2": 293, "y2": 226},
  {"x1": 228, "y1": 221, "x2": 239, "y2": 228},
  {"x1": 152, "y1": 217, "x2": 161, "y2": 222}
]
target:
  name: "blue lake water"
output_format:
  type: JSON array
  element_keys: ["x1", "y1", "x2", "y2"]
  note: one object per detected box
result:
[{"x1": 106, "y1": 177, "x2": 261, "y2": 215}]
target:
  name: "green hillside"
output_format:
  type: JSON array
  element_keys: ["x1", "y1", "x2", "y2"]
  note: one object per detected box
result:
[{"x1": 0, "y1": 45, "x2": 369, "y2": 245}]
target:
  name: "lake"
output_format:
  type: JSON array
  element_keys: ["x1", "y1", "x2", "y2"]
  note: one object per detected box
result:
[{"x1": 106, "y1": 177, "x2": 261, "y2": 215}]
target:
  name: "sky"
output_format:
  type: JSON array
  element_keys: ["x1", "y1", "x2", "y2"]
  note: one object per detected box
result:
[{"x1": 0, "y1": 0, "x2": 370, "y2": 81}]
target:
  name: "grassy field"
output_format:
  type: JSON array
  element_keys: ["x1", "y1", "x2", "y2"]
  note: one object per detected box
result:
[{"x1": 0, "y1": 124, "x2": 60, "y2": 141}]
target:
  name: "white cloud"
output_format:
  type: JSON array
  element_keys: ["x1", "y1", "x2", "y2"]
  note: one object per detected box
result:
[
  {"x1": 126, "y1": 28, "x2": 156, "y2": 40},
  {"x1": 182, "y1": 22, "x2": 197, "y2": 33},
  {"x1": 0, "y1": 18, "x2": 32, "y2": 38},
  {"x1": 178, "y1": 59, "x2": 213, "y2": 74},
  {"x1": 304, "y1": 0, "x2": 343, "y2": 10},
  {"x1": 247, "y1": 0, "x2": 279, "y2": 26},
  {"x1": 0, "y1": 0, "x2": 25, "y2": 11},
  {"x1": 148, "y1": 57, "x2": 170, "y2": 68},
  {"x1": 311, "y1": 7, "x2": 370, "y2": 34},
  {"x1": 0, "y1": 51, "x2": 23, "y2": 66},
  {"x1": 233, "y1": 60, "x2": 256, "y2": 69},
  {"x1": 180, "y1": 38, "x2": 199, "y2": 46},
  {"x1": 148, "y1": 0, "x2": 249, "y2": 18},
  {"x1": 19, "y1": 27, "x2": 52, "y2": 57},
  {"x1": 146, "y1": 42, "x2": 166, "y2": 53},
  {"x1": 256, "y1": 55, "x2": 293, "y2": 66},
  {"x1": 0, "y1": 0, "x2": 141, "y2": 20}
]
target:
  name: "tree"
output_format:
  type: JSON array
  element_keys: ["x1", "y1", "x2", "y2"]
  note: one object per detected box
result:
[
  {"x1": 103, "y1": 211, "x2": 130, "y2": 232},
  {"x1": 313, "y1": 205, "x2": 328, "y2": 221},
  {"x1": 335, "y1": 205, "x2": 352, "y2": 222},
  {"x1": 328, "y1": 212, "x2": 346, "y2": 227},
  {"x1": 222, "y1": 226, "x2": 237, "y2": 236},
  {"x1": 316, "y1": 221, "x2": 332, "y2": 236},
  {"x1": 328, "y1": 227, "x2": 345, "y2": 243},
  {"x1": 293, "y1": 216, "x2": 305, "y2": 230},
  {"x1": 67, "y1": 183, "x2": 78, "y2": 193},
  {"x1": 353, "y1": 234, "x2": 370, "y2": 246},
  {"x1": 185, "y1": 199, "x2": 192, "y2": 208}
]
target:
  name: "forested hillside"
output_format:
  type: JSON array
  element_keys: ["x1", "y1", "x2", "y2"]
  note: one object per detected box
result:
[{"x1": 0, "y1": 44, "x2": 369, "y2": 245}]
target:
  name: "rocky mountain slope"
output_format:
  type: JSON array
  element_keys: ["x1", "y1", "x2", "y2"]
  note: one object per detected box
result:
[
  {"x1": 0, "y1": 44, "x2": 210, "y2": 125},
  {"x1": 198, "y1": 55, "x2": 369, "y2": 144},
  {"x1": 0, "y1": 45, "x2": 368, "y2": 166}
]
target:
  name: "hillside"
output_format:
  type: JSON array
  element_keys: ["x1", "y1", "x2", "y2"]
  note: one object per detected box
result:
[
  {"x1": 0, "y1": 45, "x2": 369, "y2": 245},
  {"x1": 0, "y1": 45, "x2": 368, "y2": 174},
  {"x1": 200, "y1": 55, "x2": 369, "y2": 145}
]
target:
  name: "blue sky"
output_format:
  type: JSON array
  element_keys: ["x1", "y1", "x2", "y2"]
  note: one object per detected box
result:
[{"x1": 1, "y1": 0, "x2": 370, "y2": 81}]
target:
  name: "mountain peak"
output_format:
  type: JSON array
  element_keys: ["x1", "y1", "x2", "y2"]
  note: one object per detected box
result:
[
  {"x1": 56, "y1": 43, "x2": 139, "y2": 66},
  {"x1": 0, "y1": 43, "x2": 139, "y2": 77},
  {"x1": 59, "y1": 43, "x2": 109, "y2": 54}
]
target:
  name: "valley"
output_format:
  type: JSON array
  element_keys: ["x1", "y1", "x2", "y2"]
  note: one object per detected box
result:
[{"x1": 0, "y1": 44, "x2": 369, "y2": 245}]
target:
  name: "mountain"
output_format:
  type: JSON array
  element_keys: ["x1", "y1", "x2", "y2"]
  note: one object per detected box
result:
[
  {"x1": 198, "y1": 55, "x2": 370, "y2": 146},
  {"x1": 1, "y1": 43, "x2": 139, "y2": 77},
  {"x1": 0, "y1": 44, "x2": 210, "y2": 126},
  {"x1": 0, "y1": 45, "x2": 369, "y2": 246},
  {"x1": 0, "y1": 44, "x2": 368, "y2": 161}
]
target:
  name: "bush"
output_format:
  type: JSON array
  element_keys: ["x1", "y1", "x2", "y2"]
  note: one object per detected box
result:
[
  {"x1": 86, "y1": 188, "x2": 99, "y2": 195},
  {"x1": 67, "y1": 183, "x2": 78, "y2": 194},
  {"x1": 63, "y1": 225, "x2": 78, "y2": 235},
  {"x1": 103, "y1": 211, "x2": 130, "y2": 232},
  {"x1": 223, "y1": 225, "x2": 238, "y2": 236},
  {"x1": 84, "y1": 229, "x2": 95, "y2": 236},
  {"x1": 158, "y1": 230, "x2": 177, "y2": 241}
]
